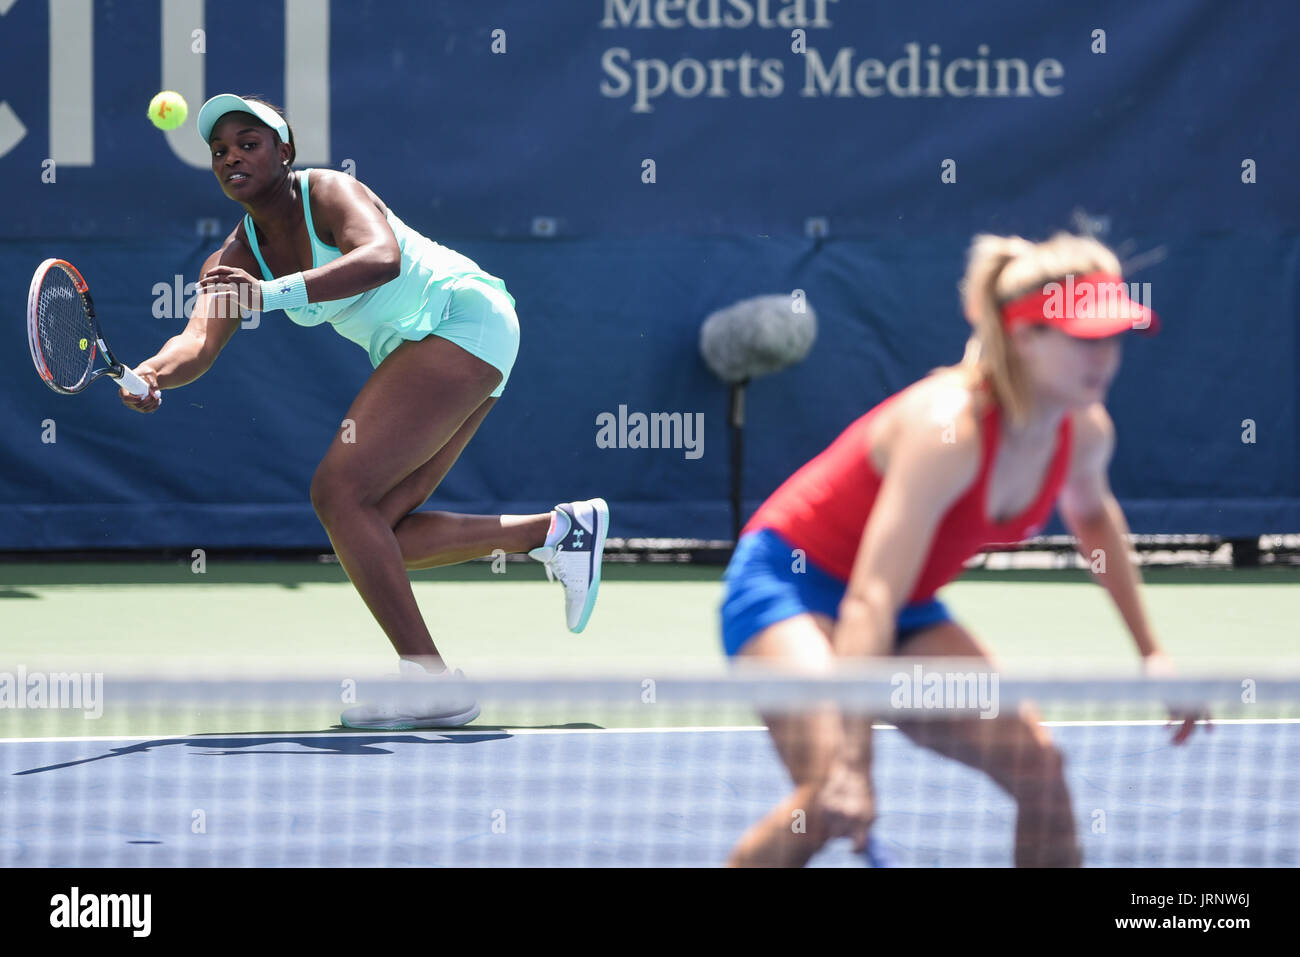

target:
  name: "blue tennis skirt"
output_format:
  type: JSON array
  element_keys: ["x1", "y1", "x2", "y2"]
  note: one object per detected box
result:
[{"x1": 720, "y1": 528, "x2": 954, "y2": 657}]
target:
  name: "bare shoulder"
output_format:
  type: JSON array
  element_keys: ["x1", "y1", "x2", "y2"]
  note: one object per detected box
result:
[
  {"x1": 875, "y1": 373, "x2": 983, "y2": 492},
  {"x1": 894, "y1": 373, "x2": 983, "y2": 451},
  {"x1": 301, "y1": 170, "x2": 390, "y2": 249},
  {"x1": 305, "y1": 167, "x2": 385, "y2": 211}
]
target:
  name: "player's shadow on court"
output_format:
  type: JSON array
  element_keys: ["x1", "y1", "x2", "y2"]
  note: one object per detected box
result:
[
  {"x1": 430, "y1": 722, "x2": 604, "y2": 732},
  {"x1": 11, "y1": 728, "x2": 602, "y2": 776}
]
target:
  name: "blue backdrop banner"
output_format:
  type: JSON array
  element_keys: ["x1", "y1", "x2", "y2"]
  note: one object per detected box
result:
[{"x1": 1, "y1": 0, "x2": 1297, "y2": 548}]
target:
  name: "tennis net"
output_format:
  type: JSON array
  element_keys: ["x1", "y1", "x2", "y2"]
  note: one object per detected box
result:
[{"x1": 2, "y1": 661, "x2": 1297, "y2": 867}]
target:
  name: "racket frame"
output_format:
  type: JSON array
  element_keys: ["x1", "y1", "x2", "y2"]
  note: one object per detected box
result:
[{"x1": 27, "y1": 258, "x2": 152, "y2": 398}]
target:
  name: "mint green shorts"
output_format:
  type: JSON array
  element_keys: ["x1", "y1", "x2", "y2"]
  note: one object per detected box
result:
[{"x1": 370, "y1": 275, "x2": 520, "y2": 398}]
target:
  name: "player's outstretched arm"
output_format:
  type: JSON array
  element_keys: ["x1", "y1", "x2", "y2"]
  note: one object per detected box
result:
[
  {"x1": 120, "y1": 246, "x2": 245, "y2": 414},
  {"x1": 833, "y1": 386, "x2": 982, "y2": 659},
  {"x1": 1058, "y1": 404, "x2": 1162, "y2": 658},
  {"x1": 1059, "y1": 403, "x2": 1205, "y2": 743},
  {"x1": 816, "y1": 384, "x2": 981, "y2": 847}
]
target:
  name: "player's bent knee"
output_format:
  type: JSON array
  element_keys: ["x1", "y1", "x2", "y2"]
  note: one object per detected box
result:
[
  {"x1": 308, "y1": 474, "x2": 334, "y2": 518},
  {"x1": 310, "y1": 472, "x2": 362, "y2": 524},
  {"x1": 1002, "y1": 740, "x2": 1068, "y2": 796},
  {"x1": 977, "y1": 717, "x2": 1066, "y2": 792},
  {"x1": 383, "y1": 500, "x2": 419, "y2": 534}
]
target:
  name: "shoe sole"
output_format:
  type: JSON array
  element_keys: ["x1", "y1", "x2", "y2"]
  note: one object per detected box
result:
[
  {"x1": 339, "y1": 703, "x2": 481, "y2": 730},
  {"x1": 570, "y1": 497, "x2": 609, "y2": 634}
]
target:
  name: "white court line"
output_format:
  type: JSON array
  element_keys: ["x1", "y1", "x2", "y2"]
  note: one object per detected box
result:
[{"x1": 1, "y1": 717, "x2": 1297, "y2": 746}]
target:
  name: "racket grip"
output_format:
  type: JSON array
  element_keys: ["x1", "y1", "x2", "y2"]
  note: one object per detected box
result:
[{"x1": 114, "y1": 365, "x2": 152, "y2": 398}]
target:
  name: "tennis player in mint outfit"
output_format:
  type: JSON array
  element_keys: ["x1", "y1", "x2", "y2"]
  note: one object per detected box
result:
[{"x1": 120, "y1": 94, "x2": 608, "y2": 727}]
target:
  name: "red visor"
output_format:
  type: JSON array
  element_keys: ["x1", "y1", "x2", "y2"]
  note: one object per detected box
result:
[{"x1": 1000, "y1": 272, "x2": 1159, "y2": 338}]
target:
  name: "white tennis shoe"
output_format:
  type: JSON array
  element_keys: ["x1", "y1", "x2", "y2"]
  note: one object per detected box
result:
[
  {"x1": 528, "y1": 497, "x2": 609, "y2": 633},
  {"x1": 340, "y1": 660, "x2": 481, "y2": 729}
]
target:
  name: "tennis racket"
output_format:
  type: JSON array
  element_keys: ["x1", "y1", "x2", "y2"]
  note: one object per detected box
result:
[{"x1": 27, "y1": 258, "x2": 158, "y2": 403}]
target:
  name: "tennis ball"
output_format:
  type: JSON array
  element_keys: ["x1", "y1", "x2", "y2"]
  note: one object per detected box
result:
[
  {"x1": 78, "y1": 338, "x2": 88, "y2": 351},
  {"x1": 147, "y1": 91, "x2": 188, "y2": 131}
]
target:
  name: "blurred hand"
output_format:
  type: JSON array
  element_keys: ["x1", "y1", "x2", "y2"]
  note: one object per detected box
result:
[
  {"x1": 1144, "y1": 651, "x2": 1210, "y2": 745},
  {"x1": 119, "y1": 364, "x2": 162, "y2": 414},
  {"x1": 198, "y1": 265, "x2": 262, "y2": 315},
  {"x1": 814, "y1": 758, "x2": 875, "y2": 851}
]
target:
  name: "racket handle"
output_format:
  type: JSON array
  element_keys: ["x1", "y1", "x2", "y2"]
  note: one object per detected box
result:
[{"x1": 114, "y1": 365, "x2": 153, "y2": 398}]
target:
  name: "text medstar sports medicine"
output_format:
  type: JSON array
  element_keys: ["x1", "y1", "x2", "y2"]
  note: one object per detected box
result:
[{"x1": 601, "y1": 0, "x2": 840, "y2": 30}]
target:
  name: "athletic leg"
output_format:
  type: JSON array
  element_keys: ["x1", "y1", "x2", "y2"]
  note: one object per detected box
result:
[
  {"x1": 892, "y1": 621, "x2": 1080, "y2": 867},
  {"x1": 727, "y1": 613, "x2": 871, "y2": 867},
  {"x1": 372, "y1": 396, "x2": 552, "y2": 569},
  {"x1": 311, "y1": 335, "x2": 505, "y2": 662}
]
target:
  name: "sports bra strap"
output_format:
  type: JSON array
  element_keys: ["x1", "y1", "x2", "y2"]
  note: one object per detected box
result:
[{"x1": 242, "y1": 213, "x2": 273, "y2": 281}]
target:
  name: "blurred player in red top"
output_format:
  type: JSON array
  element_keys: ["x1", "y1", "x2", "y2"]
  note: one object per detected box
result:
[{"x1": 720, "y1": 232, "x2": 1200, "y2": 867}]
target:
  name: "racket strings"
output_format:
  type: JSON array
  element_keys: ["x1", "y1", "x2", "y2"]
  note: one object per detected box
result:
[{"x1": 36, "y1": 269, "x2": 96, "y2": 389}]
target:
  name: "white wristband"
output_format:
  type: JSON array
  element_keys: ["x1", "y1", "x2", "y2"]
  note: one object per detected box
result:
[{"x1": 260, "y1": 272, "x2": 309, "y2": 312}]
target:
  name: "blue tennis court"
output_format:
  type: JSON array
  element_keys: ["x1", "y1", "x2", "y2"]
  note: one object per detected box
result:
[{"x1": 4, "y1": 721, "x2": 1295, "y2": 867}]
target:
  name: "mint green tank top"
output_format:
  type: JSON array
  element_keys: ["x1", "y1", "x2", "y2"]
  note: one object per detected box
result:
[{"x1": 242, "y1": 168, "x2": 512, "y2": 367}]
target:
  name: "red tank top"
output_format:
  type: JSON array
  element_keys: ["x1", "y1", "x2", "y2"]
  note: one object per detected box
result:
[{"x1": 745, "y1": 388, "x2": 1072, "y2": 601}]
